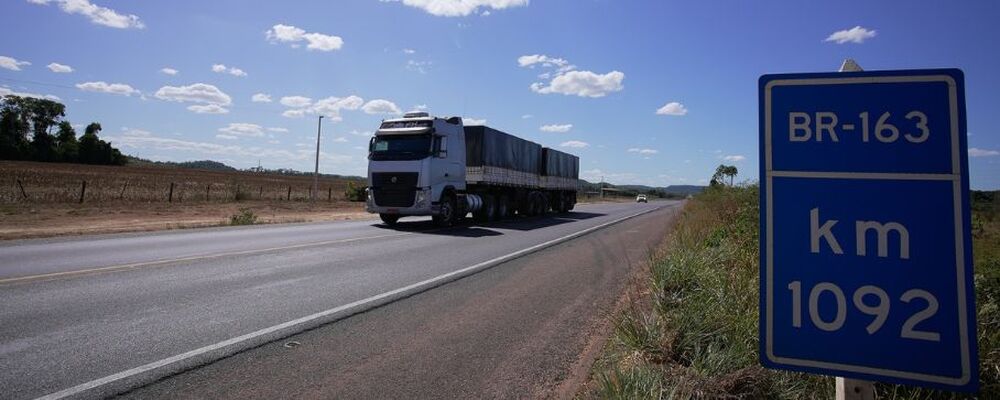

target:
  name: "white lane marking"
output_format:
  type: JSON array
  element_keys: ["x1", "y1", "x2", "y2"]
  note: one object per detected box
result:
[
  {"x1": 35, "y1": 204, "x2": 671, "y2": 400},
  {"x1": 1, "y1": 232, "x2": 413, "y2": 285}
]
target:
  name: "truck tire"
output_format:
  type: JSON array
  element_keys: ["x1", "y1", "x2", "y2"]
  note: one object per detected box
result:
[
  {"x1": 472, "y1": 194, "x2": 491, "y2": 222},
  {"x1": 379, "y1": 214, "x2": 400, "y2": 226},
  {"x1": 497, "y1": 195, "x2": 510, "y2": 219},
  {"x1": 538, "y1": 194, "x2": 549, "y2": 216},
  {"x1": 433, "y1": 194, "x2": 458, "y2": 227}
]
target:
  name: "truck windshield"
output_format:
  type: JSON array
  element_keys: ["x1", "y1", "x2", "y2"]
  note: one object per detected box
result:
[{"x1": 369, "y1": 134, "x2": 432, "y2": 161}]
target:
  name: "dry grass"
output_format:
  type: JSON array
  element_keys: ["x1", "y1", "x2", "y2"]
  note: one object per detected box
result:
[{"x1": 1, "y1": 161, "x2": 357, "y2": 204}]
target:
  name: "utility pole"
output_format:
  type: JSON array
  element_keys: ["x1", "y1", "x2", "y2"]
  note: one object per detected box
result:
[{"x1": 312, "y1": 115, "x2": 323, "y2": 202}]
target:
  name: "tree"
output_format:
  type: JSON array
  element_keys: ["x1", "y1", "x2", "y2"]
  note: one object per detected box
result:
[
  {"x1": 0, "y1": 96, "x2": 31, "y2": 160},
  {"x1": 55, "y1": 121, "x2": 79, "y2": 162},
  {"x1": 78, "y1": 123, "x2": 102, "y2": 164},
  {"x1": 711, "y1": 164, "x2": 739, "y2": 187}
]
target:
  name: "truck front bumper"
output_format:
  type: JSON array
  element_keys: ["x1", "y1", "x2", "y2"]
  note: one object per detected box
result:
[{"x1": 365, "y1": 187, "x2": 438, "y2": 216}]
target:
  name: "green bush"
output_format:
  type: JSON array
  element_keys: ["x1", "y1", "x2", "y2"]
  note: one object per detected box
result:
[
  {"x1": 344, "y1": 180, "x2": 366, "y2": 202},
  {"x1": 229, "y1": 208, "x2": 257, "y2": 225}
]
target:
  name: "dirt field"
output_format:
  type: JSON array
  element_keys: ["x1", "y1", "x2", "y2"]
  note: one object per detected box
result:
[
  {"x1": 0, "y1": 200, "x2": 372, "y2": 240},
  {"x1": 0, "y1": 161, "x2": 370, "y2": 239}
]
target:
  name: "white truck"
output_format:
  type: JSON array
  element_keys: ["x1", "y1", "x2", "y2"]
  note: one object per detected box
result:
[{"x1": 365, "y1": 112, "x2": 579, "y2": 226}]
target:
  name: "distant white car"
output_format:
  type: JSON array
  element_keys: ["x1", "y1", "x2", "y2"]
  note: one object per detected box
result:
[{"x1": 636, "y1": 194, "x2": 648, "y2": 203}]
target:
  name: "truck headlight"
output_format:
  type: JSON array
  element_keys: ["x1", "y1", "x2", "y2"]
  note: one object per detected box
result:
[{"x1": 414, "y1": 188, "x2": 430, "y2": 207}]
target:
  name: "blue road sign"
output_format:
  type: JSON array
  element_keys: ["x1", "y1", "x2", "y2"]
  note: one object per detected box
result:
[{"x1": 759, "y1": 69, "x2": 978, "y2": 392}]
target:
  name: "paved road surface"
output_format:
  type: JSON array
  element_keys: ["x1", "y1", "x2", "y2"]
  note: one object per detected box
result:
[{"x1": 0, "y1": 201, "x2": 682, "y2": 399}]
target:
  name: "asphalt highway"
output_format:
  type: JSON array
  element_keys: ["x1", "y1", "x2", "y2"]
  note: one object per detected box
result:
[{"x1": 0, "y1": 201, "x2": 682, "y2": 399}]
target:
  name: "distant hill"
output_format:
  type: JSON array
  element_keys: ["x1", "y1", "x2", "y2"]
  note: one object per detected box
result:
[
  {"x1": 663, "y1": 185, "x2": 705, "y2": 196},
  {"x1": 126, "y1": 156, "x2": 237, "y2": 171},
  {"x1": 125, "y1": 155, "x2": 364, "y2": 181},
  {"x1": 578, "y1": 179, "x2": 705, "y2": 198}
]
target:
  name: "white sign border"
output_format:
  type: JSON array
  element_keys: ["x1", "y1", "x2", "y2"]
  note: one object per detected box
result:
[{"x1": 763, "y1": 74, "x2": 971, "y2": 386}]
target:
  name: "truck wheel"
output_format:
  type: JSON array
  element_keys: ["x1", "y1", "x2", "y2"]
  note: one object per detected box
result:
[
  {"x1": 379, "y1": 214, "x2": 400, "y2": 226},
  {"x1": 433, "y1": 195, "x2": 457, "y2": 227},
  {"x1": 497, "y1": 196, "x2": 509, "y2": 219},
  {"x1": 538, "y1": 195, "x2": 549, "y2": 216},
  {"x1": 472, "y1": 194, "x2": 490, "y2": 222}
]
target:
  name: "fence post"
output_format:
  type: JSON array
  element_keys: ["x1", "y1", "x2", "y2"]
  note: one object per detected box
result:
[
  {"x1": 79, "y1": 180, "x2": 87, "y2": 204},
  {"x1": 119, "y1": 181, "x2": 128, "y2": 200},
  {"x1": 16, "y1": 179, "x2": 27, "y2": 199},
  {"x1": 236, "y1": 184, "x2": 240, "y2": 201},
  {"x1": 259, "y1": 186, "x2": 263, "y2": 199},
  {"x1": 327, "y1": 187, "x2": 332, "y2": 202},
  {"x1": 206, "y1": 185, "x2": 210, "y2": 201},
  {"x1": 168, "y1": 182, "x2": 175, "y2": 202},
  {"x1": 287, "y1": 186, "x2": 292, "y2": 201}
]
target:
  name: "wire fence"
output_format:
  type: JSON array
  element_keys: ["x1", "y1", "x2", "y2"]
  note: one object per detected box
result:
[{"x1": 1, "y1": 161, "x2": 357, "y2": 204}]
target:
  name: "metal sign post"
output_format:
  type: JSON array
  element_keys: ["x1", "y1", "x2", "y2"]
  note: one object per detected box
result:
[{"x1": 758, "y1": 66, "x2": 978, "y2": 393}]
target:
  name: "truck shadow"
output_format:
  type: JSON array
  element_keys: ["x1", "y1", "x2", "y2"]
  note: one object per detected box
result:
[
  {"x1": 374, "y1": 221, "x2": 504, "y2": 237},
  {"x1": 371, "y1": 211, "x2": 605, "y2": 236},
  {"x1": 493, "y1": 211, "x2": 605, "y2": 231}
]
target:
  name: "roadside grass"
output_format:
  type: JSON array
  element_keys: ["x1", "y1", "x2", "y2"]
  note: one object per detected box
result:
[{"x1": 589, "y1": 186, "x2": 1000, "y2": 399}]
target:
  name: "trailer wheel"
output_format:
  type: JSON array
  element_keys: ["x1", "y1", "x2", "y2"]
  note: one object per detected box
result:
[
  {"x1": 484, "y1": 194, "x2": 497, "y2": 221},
  {"x1": 433, "y1": 194, "x2": 457, "y2": 227},
  {"x1": 538, "y1": 194, "x2": 549, "y2": 216},
  {"x1": 497, "y1": 195, "x2": 510, "y2": 219},
  {"x1": 379, "y1": 214, "x2": 400, "y2": 226}
]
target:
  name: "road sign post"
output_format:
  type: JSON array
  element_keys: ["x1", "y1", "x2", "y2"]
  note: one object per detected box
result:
[{"x1": 759, "y1": 68, "x2": 978, "y2": 392}]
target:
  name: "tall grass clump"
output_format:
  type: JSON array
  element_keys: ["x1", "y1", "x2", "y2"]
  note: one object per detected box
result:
[{"x1": 592, "y1": 186, "x2": 1000, "y2": 399}]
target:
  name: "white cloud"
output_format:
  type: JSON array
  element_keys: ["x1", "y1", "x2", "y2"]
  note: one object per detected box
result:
[
  {"x1": 386, "y1": 0, "x2": 528, "y2": 17},
  {"x1": 560, "y1": 140, "x2": 589, "y2": 148},
  {"x1": 108, "y1": 130, "x2": 353, "y2": 164},
  {"x1": 518, "y1": 54, "x2": 570, "y2": 69},
  {"x1": 521, "y1": 114, "x2": 533, "y2": 119},
  {"x1": 313, "y1": 95, "x2": 364, "y2": 118},
  {"x1": 29, "y1": 0, "x2": 144, "y2": 29},
  {"x1": 267, "y1": 127, "x2": 289, "y2": 133},
  {"x1": 266, "y1": 24, "x2": 343, "y2": 52},
  {"x1": 628, "y1": 148, "x2": 658, "y2": 155},
  {"x1": 406, "y1": 60, "x2": 432, "y2": 74},
  {"x1": 280, "y1": 95, "x2": 365, "y2": 120},
  {"x1": 160, "y1": 67, "x2": 178, "y2": 75},
  {"x1": 155, "y1": 83, "x2": 232, "y2": 105},
  {"x1": 333, "y1": 136, "x2": 349, "y2": 143},
  {"x1": 825, "y1": 26, "x2": 876, "y2": 44},
  {"x1": 413, "y1": 104, "x2": 428, "y2": 110},
  {"x1": 251, "y1": 93, "x2": 272, "y2": 103},
  {"x1": 540, "y1": 124, "x2": 573, "y2": 133},
  {"x1": 656, "y1": 102, "x2": 688, "y2": 116},
  {"x1": 722, "y1": 155, "x2": 746, "y2": 162},
  {"x1": 464, "y1": 118, "x2": 486, "y2": 126},
  {"x1": 219, "y1": 123, "x2": 264, "y2": 137},
  {"x1": 280, "y1": 95, "x2": 313, "y2": 108},
  {"x1": 0, "y1": 86, "x2": 60, "y2": 101},
  {"x1": 47, "y1": 62, "x2": 73, "y2": 73},
  {"x1": 362, "y1": 99, "x2": 402, "y2": 115},
  {"x1": 969, "y1": 148, "x2": 1000, "y2": 157},
  {"x1": 0, "y1": 56, "x2": 31, "y2": 71},
  {"x1": 216, "y1": 134, "x2": 237, "y2": 140},
  {"x1": 403, "y1": 48, "x2": 416, "y2": 54},
  {"x1": 75, "y1": 81, "x2": 139, "y2": 96},
  {"x1": 212, "y1": 64, "x2": 247, "y2": 77},
  {"x1": 282, "y1": 109, "x2": 306, "y2": 119},
  {"x1": 531, "y1": 70, "x2": 624, "y2": 98},
  {"x1": 187, "y1": 104, "x2": 229, "y2": 114}
]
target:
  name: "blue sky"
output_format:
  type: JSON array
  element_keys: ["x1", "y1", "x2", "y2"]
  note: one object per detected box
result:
[{"x1": 1, "y1": 0, "x2": 998, "y2": 188}]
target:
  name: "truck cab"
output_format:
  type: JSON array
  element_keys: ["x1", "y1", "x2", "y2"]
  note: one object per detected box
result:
[{"x1": 366, "y1": 112, "x2": 466, "y2": 225}]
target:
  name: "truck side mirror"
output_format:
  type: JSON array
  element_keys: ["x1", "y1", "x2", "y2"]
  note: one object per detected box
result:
[{"x1": 437, "y1": 136, "x2": 448, "y2": 158}]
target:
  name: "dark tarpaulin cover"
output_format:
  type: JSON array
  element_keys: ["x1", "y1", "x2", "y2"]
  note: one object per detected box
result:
[
  {"x1": 464, "y1": 126, "x2": 542, "y2": 173},
  {"x1": 541, "y1": 147, "x2": 580, "y2": 179}
]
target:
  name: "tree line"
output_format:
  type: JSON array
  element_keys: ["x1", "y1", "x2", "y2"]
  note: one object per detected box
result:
[{"x1": 0, "y1": 95, "x2": 125, "y2": 165}]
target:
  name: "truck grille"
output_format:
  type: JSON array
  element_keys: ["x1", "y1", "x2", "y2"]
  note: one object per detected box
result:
[{"x1": 371, "y1": 172, "x2": 418, "y2": 207}]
